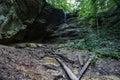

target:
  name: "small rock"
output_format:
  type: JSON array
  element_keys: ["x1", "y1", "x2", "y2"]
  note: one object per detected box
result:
[
  {"x1": 26, "y1": 43, "x2": 37, "y2": 48},
  {"x1": 16, "y1": 44, "x2": 26, "y2": 48},
  {"x1": 37, "y1": 44, "x2": 43, "y2": 47}
]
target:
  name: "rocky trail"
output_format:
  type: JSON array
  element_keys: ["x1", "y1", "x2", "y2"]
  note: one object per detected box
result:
[{"x1": 0, "y1": 43, "x2": 119, "y2": 80}]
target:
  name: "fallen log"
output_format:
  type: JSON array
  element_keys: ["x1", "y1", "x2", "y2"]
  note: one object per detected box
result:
[
  {"x1": 78, "y1": 57, "x2": 92, "y2": 80},
  {"x1": 55, "y1": 58, "x2": 79, "y2": 80}
]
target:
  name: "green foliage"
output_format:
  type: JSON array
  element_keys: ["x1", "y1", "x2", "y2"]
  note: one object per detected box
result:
[
  {"x1": 78, "y1": 0, "x2": 116, "y2": 19},
  {"x1": 78, "y1": 0, "x2": 96, "y2": 19},
  {"x1": 91, "y1": 53, "x2": 99, "y2": 62},
  {"x1": 66, "y1": 24, "x2": 120, "y2": 60},
  {"x1": 46, "y1": 0, "x2": 80, "y2": 13},
  {"x1": 47, "y1": 0, "x2": 118, "y2": 18},
  {"x1": 75, "y1": 0, "x2": 120, "y2": 60},
  {"x1": 94, "y1": 48, "x2": 120, "y2": 59},
  {"x1": 68, "y1": 38, "x2": 120, "y2": 60}
]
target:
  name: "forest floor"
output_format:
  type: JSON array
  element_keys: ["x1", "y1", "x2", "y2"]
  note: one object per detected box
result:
[{"x1": 0, "y1": 42, "x2": 119, "y2": 80}]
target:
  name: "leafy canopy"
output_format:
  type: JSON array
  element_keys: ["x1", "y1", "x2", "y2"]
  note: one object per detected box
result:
[{"x1": 47, "y1": 0, "x2": 117, "y2": 18}]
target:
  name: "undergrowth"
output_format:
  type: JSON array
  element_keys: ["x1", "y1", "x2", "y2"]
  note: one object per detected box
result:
[{"x1": 67, "y1": 25, "x2": 120, "y2": 60}]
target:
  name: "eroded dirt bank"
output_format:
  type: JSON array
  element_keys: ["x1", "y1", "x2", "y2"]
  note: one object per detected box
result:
[{"x1": 0, "y1": 43, "x2": 119, "y2": 80}]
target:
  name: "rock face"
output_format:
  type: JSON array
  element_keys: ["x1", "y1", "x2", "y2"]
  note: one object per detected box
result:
[
  {"x1": 0, "y1": 0, "x2": 45, "y2": 43},
  {"x1": 38, "y1": 3, "x2": 66, "y2": 26},
  {"x1": 24, "y1": 3, "x2": 66, "y2": 41},
  {"x1": 0, "y1": 0, "x2": 26, "y2": 43},
  {"x1": 0, "y1": 0, "x2": 66, "y2": 43}
]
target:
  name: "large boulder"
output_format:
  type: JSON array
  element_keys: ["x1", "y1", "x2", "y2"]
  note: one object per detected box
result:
[
  {"x1": 0, "y1": 0, "x2": 45, "y2": 43},
  {"x1": 0, "y1": 0, "x2": 66, "y2": 43}
]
